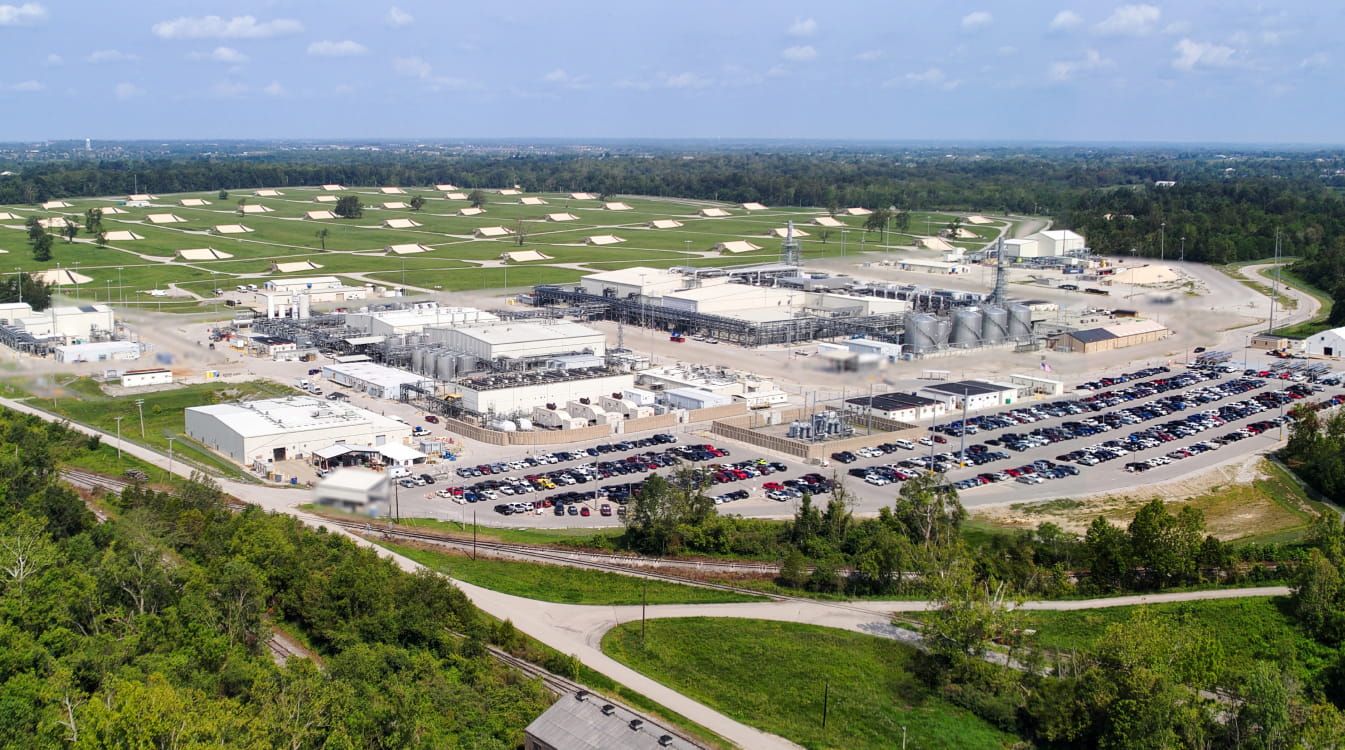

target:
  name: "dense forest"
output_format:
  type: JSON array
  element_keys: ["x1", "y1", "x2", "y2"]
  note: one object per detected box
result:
[{"x1": 0, "y1": 409, "x2": 551, "y2": 748}]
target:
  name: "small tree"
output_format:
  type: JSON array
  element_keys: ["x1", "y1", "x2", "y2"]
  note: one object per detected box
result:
[
  {"x1": 409, "y1": 196, "x2": 425, "y2": 211},
  {"x1": 334, "y1": 196, "x2": 363, "y2": 219},
  {"x1": 25, "y1": 216, "x2": 43, "y2": 243},
  {"x1": 236, "y1": 198, "x2": 248, "y2": 215},
  {"x1": 62, "y1": 222, "x2": 78, "y2": 244},
  {"x1": 218, "y1": 189, "x2": 229, "y2": 200},
  {"x1": 818, "y1": 229, "x2": 831, "y2": 245},
  {"x1": 514, "y1": 218, "x2": 527, "y2": 246},
  {"x1": 315, "y1": 228, "x2": 330, "y2": 250},
  {"x1": 32, "y1": 233, "x2": 53, "y2": 262},
  {"x1": 84, "y1": 208, "x2": 104, "y2": 235},
  {"x1": 467, "y1": 189, "x2": 487, "y2": 209}
]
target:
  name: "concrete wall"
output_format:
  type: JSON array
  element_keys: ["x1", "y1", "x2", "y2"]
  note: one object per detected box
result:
[
  {"x1": 686, "y1": 402, "x2": 748, "y2": 423},
  {"x1": 711, "y1": 407, "x2": 918, "y2": 461},
  {"x1": 622, "y1": 412, "x2": 679, "y2": 433}
]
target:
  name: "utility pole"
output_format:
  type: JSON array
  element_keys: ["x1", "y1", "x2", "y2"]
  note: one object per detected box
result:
[
  {"x1": 165, "y1": 436, "x2": 175, "y2": 479},
  {"x1": 641, "y1": 576, "x2": 648, "y2": 643},
  {"x1": 1160, "y1": 221, "x2": 1166, "y2": 261},
  {"x1": 1268, "y1": 228, "x2": 1281, "y2": 333},
  {"x1": 114, "y1": 416, "x2": 123, "y2": 464},
  {"x1": 822, "y1": 680, "x2": 830, "y2": 729},
  {"x1": 1180, "y1": 236, "x2": 1186, "y2": 263},
  {"x1": 472, "y1": 510, "x2": 477, "y2": 559},
  {"x1": 135, "y1": 399, "x2": 145, "y2": 437},
  {"x1": 958, "y1": 397, "x2": 969, "y2": 467}
]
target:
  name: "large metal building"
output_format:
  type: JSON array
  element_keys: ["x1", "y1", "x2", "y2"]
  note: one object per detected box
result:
[
  {"x1": 185, "y1": 396, "x2": 410, "y2": 465},
  {"x1": 427, "y1": 321, "x2": 606, "y2": 360}
]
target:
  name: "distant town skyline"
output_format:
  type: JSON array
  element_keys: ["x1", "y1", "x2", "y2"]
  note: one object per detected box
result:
[{"x1": 0, "y1": 1, "x2": 1340, "y2": 144}]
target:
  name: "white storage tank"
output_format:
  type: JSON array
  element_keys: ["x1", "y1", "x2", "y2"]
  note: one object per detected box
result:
[{"x1": 488, "y1": 419, "x2": 517, "y2": 432}]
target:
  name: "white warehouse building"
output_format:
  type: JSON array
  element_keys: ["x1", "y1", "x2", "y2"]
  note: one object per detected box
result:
[
  {"x1": 1002, "y1": 238, "x2": 1043, "y2": 258},
  {"x1": 321, "y1": 361, "x2": 434, "y2": 400},
  {"x1": 54, "y1": 340, "x2": 140, "y2": 363},
  {"x1": 344, "y1": 303, "x2": 499, "y2": 337},
  {"x1": 428, "y1": 321, "x2": 606, "y2": 360},
  {"x1": 1306, "y1": 326, "x2": 1345, "y2": 359},
  {"x1": 454, "y1": 371, "x2": 636, "y2": 416},
  {"x1": 917, "y1": 380, "x2": 1018, "y2": 413},
  {"x1": 185, "y1": 396, "x2": 411, "y2": 465},
  {"x1": 17, "y1": 304, "x2": 116, "y2": 342},
  {"x1": 580, "y1": 266, "x2": 692, "y2": 299},
  {"x1": 1026, "y1": 229, "x2": 1085, "y2": 257}
]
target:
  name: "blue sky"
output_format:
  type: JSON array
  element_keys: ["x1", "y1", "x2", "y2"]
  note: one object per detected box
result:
[{"x1": 0, "y1": 1, "x2": 1340, "y2": 143}]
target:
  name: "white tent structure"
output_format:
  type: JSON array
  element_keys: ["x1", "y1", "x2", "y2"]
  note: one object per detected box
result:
[
  {"x1": 766, "y1": 227, "x2": 809, "y2": 238},
  {"x1": 570, "y1": 192, "x2": 598, "y2": 200},
  {"x1": 385, "y1": 244, "x2": 430, "y2": 255},
  {"x1": 715, "y1": 240, "x2": 761, "y2": 253},
  {"x1": 176, "y1": 248, "x2": 233, "y2": 260},
  {"x1": 382, "y1": 201, "x2": 408, "y2": 209},
  {"x1": 255, "y1": 189, "x2": 283, "y2": 197},
  {"x1": 434, "y1": 184, "x2": 458, "y2": 191},
  {"x1": 519, "y1": 196, "x2": 547, "y2": 205},
  {"x1": 843, "y1": 207, "x2": 873, "y2": 216},
  {"x1": 964, "y1": 215, "x2": 994, "y2": 225},
  {"x1": 498, "y1": 188, "x2": 521, "y2": 196},
  {"x1": 180, "y1": 198, "x2": 210, "y2": 207},
  {"x1": 383, "y1": 218, "x2": 421, "y2": 229},
  {"x1": 741, "y1": 202, "x2": 768, "y2": 211},
  {"x1": 585, "y1": 235, "x2": 625, "y2": 246},
  {"x1": 950, "y1": 228, "x2": 977, "y2": 239},
  {"x1": 648, "y1": 219, "x2": 683, "y2": 229},
  {"x1": 380, "y1": 187, "x2": 406, "y2": 195},
  {"x1": 127, "y1": 194, "x2": 156, "y2": 202},
  {"x1": 99, "y1": 207, "x2": 127, "y2": 215},
  {"x1": 272, "y1": 261, "x2": 324, "y2": 273},
  {"x1": 474, "y1": 226, "x2": 514, "y2": 239},
  {"x1": 603, "y1": 202, "x2": 632, "y2": 211},
  {"x1": 239, "y1": 204, "x2": 273, "y2": 214},
  {"x1": 102, "y1": 230, "x2": 143, "y2": 241},
  {"x1": 457, "y1": 207, "x2": 485, "y2": 216},
  {"x1": 306, "y1": 210, "x2": 339, "y2": 220},
  {"x1": 41, "y1": 200, "x2": 71, "y2": 209},
  {"x1": 35, "y1": 269, "x2": 93, "y2": 285},
  {"x1": 915, "y1": 236, "x2": 955, "y2": 251},
  {"x1": 501, "y1": 250, "x2": 552, "y2": 262},
  {"x1": 546, "y1": 213, "x2": 579, "y2": 222},
  {"x1": 315, "y1": 195, "x2": 339, "y2": 203},
  {"x1": 37, "y1": 217, "x2": 74, "y2": 230},
  {"x1": 445, "y1": 192, "x2": 468, "y2": 200},
  {"x1": 212, "y1": 224, "x2": 253, "y2": 234},
  {"x1": 147, "y1": 213, "x2": 187, "y2": 224},
  {"x1": 813, "y1": 216, "x2": 844, "y2": 228},
  {"x1": 0, "y1": 212, "x2": 21, "y2": 221},
  {"x1": 322, "y1": 184, "x2": 345, "y2": 191},
  {"x1": 698, "y1": 208, "x2": 731, "y2": 218}
]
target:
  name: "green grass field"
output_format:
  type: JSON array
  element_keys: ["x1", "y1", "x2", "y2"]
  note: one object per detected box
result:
[
  {"x1": 381, "y1": 540, "x2": 762, "y2": 605},
  {"x1": 603, "y1": 618, "x2": 1021, "y2": 750},
  {"x1": 1, "y1": 188, "x2": 1006, "y2": 311}
]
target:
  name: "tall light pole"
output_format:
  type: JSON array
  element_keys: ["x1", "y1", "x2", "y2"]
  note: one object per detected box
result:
[
  {"x1": 165, "y1": 435, "x2": 176, "y2": 479},
  {"x1": 1160, "y1": 222, "x2": 1166, "y2": 261},
  {"x1": 117, "y1": 267, "x2": 124, "y2": 305},
  {"x1": 14, "y1": 268, "x2": 20, "y2": 306},
  {"x1": 1180, "y1": 236, "x2": 1186, "y2": 263},
  {"x1": 114, "y1": 416, "x2": 123, "y2": 463},
  {"x1": 135, "y1": 398, "x2": 145, "y2": 437}
]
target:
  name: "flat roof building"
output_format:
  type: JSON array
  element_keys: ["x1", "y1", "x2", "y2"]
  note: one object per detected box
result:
[
  {"x1": 119, "y1": 367, "x2": 173, "y2": 388},
  {"x1": 918, "y1": 380, "x2": 1018, "y2": 413},
  {"x1": 321, "y1": 361, "x2": 434, "y2": 400},
  {"x1": 525, "y1": 691, "x2": 696, "y2": 750},
  {"x1": 844, "y1": 392, "x2": 946, "y2": 422},
  {"x1": 1048, "y1": 319, "x2": 1169, "y2": 354},
  {"x1": 345, "y1": 303, "x2": 498, "y2": 337},
  {"x1": 313, "y1": 469, "x2": 391, "y2": 517},
  {"x1": 429, "y1": 321, "x2": 607, "y2": 361},
  {"x1": 185, "y1": 396, "x2": 411, "y2": 465},
  {"x1": 54, "y1": 339, "x2": 140, "y2": 363},
  {"x1": 580, "y1": 267, "x2": 689, "y2": 299}
]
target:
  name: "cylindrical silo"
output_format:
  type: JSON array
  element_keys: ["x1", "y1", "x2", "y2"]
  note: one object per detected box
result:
[
  {"x1": 457, "y1": 354, "x2": 477, "y2": 374},
  {"x1": 934, "y1": 315, "x2": 952, "y2": 348},
  {"x1": 411, "y1": 348, "x2": 426, "y2": 375},
  {"x1": 904, "y1": 312, "x2": 935, "y2": 354},
  {"x1": 951, "y1": 308, "x2": 982, "y2": 348},
  {"x1": 1008, "y1": 304, "x2": 1033, "y2": 341},
  {"x1": 436, "y1": 353, "x2": 457, "y2": 380},
  {"x1": 981, "y1": 306, "x2": 1008, "y2": 345}
]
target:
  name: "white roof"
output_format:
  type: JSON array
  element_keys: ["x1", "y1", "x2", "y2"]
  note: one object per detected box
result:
[
  {"x1": 146, "y1": 213, "x2": 187, "y2": 224},
  {"x1": 316, "y1": 468, "x2": 386, "y2": 493},
  {"x1": 445, "y1": 192, "x2": 468, "y2": 200},
  {"x1": 766, "y1": 227, "x2": 809, "y2": 238},
  {"x1": 57, "y1": 340, "x2": 140, "y2": 355},
  {"x1": 546, "y1": 212, "x2": 579, "y2": 222},
  {"x1": 915, "y1": 236, "x2": 955, "y2": 251},
  {"x1": 187, "y1": 395, "x2": 405, "y2": 439},
  {"x1": 102, "y1": 230, "x2": 143, "y2": 241},
  {"x1": 42, "y1": 200, "x2": 71, "y2": 209},
  {"x1": 385, "y1": 243, "x2": 430, "y2": 255},
  {"x1": 255, "y1": 189, "x2": 283, "y2": 197},
  {"x1": 603, "y1": 202, "x2": 632, "y2": 211},
  {"x1": 434, "y1": 184, "x2": 458, "y2": 191},
  {"x1": 176, "y1": 248, "x2": 233, "y2": 260},
  {"x1": 315, "y1": 195, "x2": 339, "y2": 203},
  {"x1": 379, "y1": 443, "x2": 426, "y2": 462},
  {"x1": 213, "y1": 224, "x2": 252, "y2": 234},
  {"x1": 322, "y1": 184, "x2": 345, "y2": 191},
  {"x1": 1103, "y1": 319, "x2": 1169, "y2": 337},
  {"x1": 1034, "y1": 229, "x2": 1085, "y2": 241},
  {"x1": 382, "y1": 201, "x2": 409, "y2": 209},
  {"x1": 34, "y1": 269, "x2": 93, "y2": 285},
  {"x1": 585, "y1": 235, "x2": 624, "y2": 245},
  {"x1": 380, "y1": 187, "x2": 406, "y2": 194},
  {"x1": 964, "y1": 215, "x2": 994, "y2": 224},
  {"x1": 179, "y1": 198, "x2": 210, "y2": 207},
  {"x1": 498, "y1": 188, "x2": 521, "y2": 196},
  {"x1": 741, "y1": 202, "x2": 768, "y2": 210},
  {"x1": 0, "y1": 212, "x2": 20, "y2": 220},
  {"x1": 272, "y1": 261, "x2": 323, "y2": 273},
  {"x1": 99, "y1": 207, "x2": 127, "y2": 214},
  {"x1": 452, "y1": 321, "x2": 602, "y2": 345},
  {"x1": 306, "y1": 210, "x2": 338, "y2": 220},
  {"x1": 502, "y1": 250, "x2": 552, "y2": 262},
  {"x1": 325, "y1": 361, "x2": 432, "y2": 390},
  {"x1": 570, "y1": 192, "x2": 598, "y2": 200},
  {"x1": 843, "y1": 207, "x2": 872, "y2": 216},
  {"x1": 457, "y1": 207, "x2": 485, "y2": 216},
  {"x1": 383, "y1": 218, "x2": 421, "y2": 229},
  {"x1": 648, "y1": 219, "x2": 683, "y2": 229},
  {"x1": 812, "y1": 216, "x2": 844, "y2": 227},
  {"x1": 475, "y1": 226, "x2": 514, "y2": 238},
  {"x1": 240, "y1": 204, "x2": 273, "y2": 214},
  {"x1": 583, "y1": 266, "x2": 682, "y2": 287},
  {"x1": 519, "y1": 196, "x2": 547, "y2": 205},
  {"x1": 698, "y1": 207, "x2": 731, "y2": 218},
  {"x1": 716, "y1": 240, "x2": 761, "y2": 253}
]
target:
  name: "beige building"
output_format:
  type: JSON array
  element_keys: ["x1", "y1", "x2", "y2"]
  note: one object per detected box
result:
[{"x1": 1050, "y1": 319, "x2": 1170, "y2": 353}]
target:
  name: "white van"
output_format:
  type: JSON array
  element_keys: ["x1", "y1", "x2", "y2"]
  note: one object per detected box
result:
[
  {"x1": 893, "y1": 439, "x2": 915, "y2": 450},
  {"x1": 388, "y1": 466, "x2": 410, "y2": 479}
]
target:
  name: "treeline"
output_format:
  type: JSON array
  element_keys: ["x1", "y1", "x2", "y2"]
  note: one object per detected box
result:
[
  {"x1": 617, "y1": 469, "x2": 1291, "y2": 598},
  {"x1": 1282, "y1": 406, "x2": 1345, "y2": 504},
  {"x1": 0, "y1": 409, "x2": 551, "y2": 748}
]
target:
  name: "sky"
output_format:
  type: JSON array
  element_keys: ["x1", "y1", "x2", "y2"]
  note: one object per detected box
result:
[{"x1": 0, "y1": 1, "x2": 1341, "y2": 144}]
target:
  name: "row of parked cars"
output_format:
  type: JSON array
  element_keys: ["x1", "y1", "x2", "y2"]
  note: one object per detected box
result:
[{"x1": 455, "y1": 434, "x2": 680, "y2": 478}]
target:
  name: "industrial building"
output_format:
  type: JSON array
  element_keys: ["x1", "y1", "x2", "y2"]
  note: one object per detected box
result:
[
  {"x1": 918, "y1": 380, "x2": 1018, "y2": 412},
  {"x1": 1002, "y1": 238, "x2": 1042, "y2": 258},
  {"x1": 1026, "y1": 229, "x2": 1086, "y2": 257},
  {"x1": 904, "y1": 304, "x2": 1033, "y2": 353},
  {"x1": 427, "y1": 321, "x2": 606, "y2": 360},
  {"x1": 12, "y1": 304, "x2": 116, "y2": 343},
  {"x1": 453, "y1": 368, "x2": 636, "y2": 417},
  {"x1": 661, "y1": 387, "x2": 733, "y2": 410},
  {"x1": 636, "y1": 365, "x2": 787, "y2": 408},
  {"x1": 844, "y1": 392, "x2": 947, "y2": 422},
  {"x1": 251, "y1": 335, "x2": 299, "y2": 359},
  {"x1": 185, "y1": 395, "x2": 411, "y2": 465},
  {"x1": 344, "y1": 303, "x2": 498, "y2": 337},
  {"x1": 53, "y1": 340, "x2": 140, "y2": 363},
  {"x1": 525, "y1": 691, "x2": 695, "y2": 750},
  {"x1": 119, "y1": 368, "x2": 173, "y2": 388},
  {"x1": 1306, "y1": 327, "x2": 1345, "y2": 359},
  {"x1": 263, "y1": 276, "x2": 345, "y2": 294},
  {"x1": 311, "y1": 468, "x2": 389, "y2": 517},
  {"x1": 1048, "y1": 319, "x2": 1170, "y2": 353},
  {"x1": 580, "y1": 267, "x2": 693, "y2": 299},
  {"x1": 321, "y1": 361, "x2": 434, "y2": 400}
]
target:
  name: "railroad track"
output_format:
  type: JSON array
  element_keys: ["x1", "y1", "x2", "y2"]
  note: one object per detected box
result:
[
  {"x1": 265, "y1": 634, "x2": 304, "y2": 664},
  {"x1": 59, "y1": 469, "x2": 132, "y2": 495}
]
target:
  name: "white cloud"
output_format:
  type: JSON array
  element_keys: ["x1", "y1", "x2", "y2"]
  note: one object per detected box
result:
[
  {"x1": 541, "y1": 68, "x2": 589, "y2": 88},
  {"x1": 5, "y1": 80, "x2": 44, "y2": 92},
  {"x1": 1050, "y1": 48, "x2": 1113, "y2": 81},
  {"x1": 961, "y1": 11, "x2": 992, "y2": 29},
  {"x1": 1049, "y1": 10, "x2": 1082, "y2": 30},
  {"x1": 263, "y1": 81, "x2": 285, "y2": 97},
  {"x1": 888, "y1": 67, "x2": 961, "y2": 90},
  {"x1": 87, "y1": 49, "x2": 138, "y2": 63},
  {"x1": 44, "y1": 53, "x2": 62, "y2": 66},
  {"x1": 114, "y1": 82, "x2": 144, "y2": 100},
  {"x1": 854, "y1": 49, "x2": 883, "y2": 62},
  {"x1": 1094, "y1": 4, "x2": 1160, "y2": 36},
  {"x1": 151, "y1": 15, "x2": 303, "y2": 40},
  {"x1": 905, "y1": 67, "x2": 946, "y2": 84},
  {"x1": 191, "y1": 46, "x2": 248, "y2": 63},
  {"x1": 788, "y1": 17, "x2": 817, "y2": 37},
  {"x1": 211, "y1": 81, "x2": 248, "y2": 97},
  {"x1": 662, "y1": 71, "x2": 711, "y2": 89},
  {"x1": 1172, "y1": 38, "x2": 1235, "y2": 71},
  {"x1": 0, "y1": 3, "x2": 45, "y2": 26},
  {"x1": 307, "y1": 40, "x2": 367, "y2": 57},
  {"x1": 1300, "y1": 52, "x2": 1329, "y2": 70},
  {"x1": 391, "y1": 57, "x2": 476, "y2": 91},
  {"x1": 387, "y1": 6, "x2": 413, "y2": 27},
  {"x1": 1162, "y1": 20, "x2": 1191, "y2": 35},
  {"x1": 781, "y1": 45, "x2": 817, "y2": 62}
]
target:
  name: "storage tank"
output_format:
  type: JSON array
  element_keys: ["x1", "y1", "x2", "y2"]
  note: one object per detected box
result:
[
  {"x1": 1008, "y1": 304, "x2": 1033, "y2": 341},
  {"x1": 981, "y1": 305, "x2": 1009, "y2": 345},
  {"x1": 435, "y1": 352, "x2": 457, "y2": 380},
  {"x1": 934, "y1": 315, "x2": 952, "y2": 348},
  {"x1": 951, "y1": 308, "x2": 982, "y2": 348},
  {"x1": 487, "y1": 419, "x2": 517, "y2": 432},
  {"x1": 903, "y1": 312, "x2": 939, "y2": 354},
  {"x1": 411, "y1": 348, "x2": 426, "y2": 375},
  {"x1": 457, "y1": 354, "x2": 477, "y2": 374},
  {"x1": 516, "y1": 417, "x2": 534, "y2": 431}
]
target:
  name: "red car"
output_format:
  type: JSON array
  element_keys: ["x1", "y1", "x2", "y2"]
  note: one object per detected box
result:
[
  {"x1": 763, "y1": 482, "x2": 783, "y2": 491},
  {"x1": 580, "y1": 506, "x2": 591, "y2": 517},
  {"x1": 425, "y1": 415, "x2": 440, "y2": 423}
]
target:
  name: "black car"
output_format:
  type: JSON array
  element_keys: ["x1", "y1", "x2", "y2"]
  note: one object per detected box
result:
[
  {"x1": 831, "y1": 451, "x2": 857, "y2": 464},
  {"x1": 418, "y1": 473, "x2": 436, "y2": 485}
]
